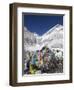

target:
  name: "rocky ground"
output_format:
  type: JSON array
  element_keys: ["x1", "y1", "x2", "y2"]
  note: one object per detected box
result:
[{"x1": 23, "y1": 46, "x2": 63, "y2": 75}]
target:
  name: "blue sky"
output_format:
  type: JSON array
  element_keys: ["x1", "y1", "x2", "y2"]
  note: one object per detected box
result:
[{"x1": 24, "y1": 14, "x2": 63, "y2": 35}]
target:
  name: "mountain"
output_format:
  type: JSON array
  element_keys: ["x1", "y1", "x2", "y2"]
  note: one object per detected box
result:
[
  {"x1": 24, "y1": 27, "x2": 37, "y2": 50},
  {"x1": 24, "y1": 24, "x2": 63, "y2": 51},
  {"x1": 41, "y1": 24, "x2": 63, "y2": 49}
]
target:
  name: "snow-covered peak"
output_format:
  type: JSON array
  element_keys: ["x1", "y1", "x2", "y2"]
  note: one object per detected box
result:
[
  {"x1": 24, "y1": 24, "x2": 63, "y2": 51},
  {"x1": 43, "y1": 24, "x2": 63, "y2": 37}
]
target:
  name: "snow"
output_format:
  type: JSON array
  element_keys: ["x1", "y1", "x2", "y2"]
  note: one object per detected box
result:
[{"x1": 24, "y1": 24, "x2": 63, "y2": 51}]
